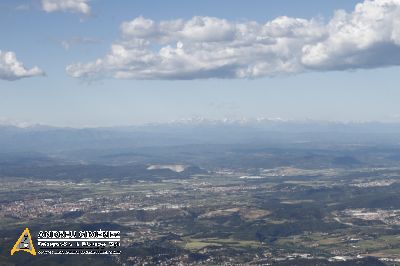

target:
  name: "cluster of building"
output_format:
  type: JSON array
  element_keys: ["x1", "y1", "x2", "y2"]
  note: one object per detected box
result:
[{"x1": 339, "y1": 208, "x2": 400, "y2": 225}]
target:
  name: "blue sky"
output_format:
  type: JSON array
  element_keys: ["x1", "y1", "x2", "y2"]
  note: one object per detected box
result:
[{"x1": 1, "y1": 0, "x2": 400, "y2": 127}]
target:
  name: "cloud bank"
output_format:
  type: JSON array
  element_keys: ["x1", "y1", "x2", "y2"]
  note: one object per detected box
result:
[
  {"x1": 66, "y1": 0, "x2": 400, "y2": 80},
  {"x1": 42, "y1": 0, "x2": 90, "y2": 15},
  {"x1": 0, "y1": 51, "x2": 45, "y2": 81}
]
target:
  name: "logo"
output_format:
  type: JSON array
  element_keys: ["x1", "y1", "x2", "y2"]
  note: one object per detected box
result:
[{"x1": 11, "y1": 228, "x2": 36, "y2": 256}]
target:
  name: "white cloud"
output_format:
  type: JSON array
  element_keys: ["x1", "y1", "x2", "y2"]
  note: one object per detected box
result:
[
  {"x1": 66, "y1": 0, "x2": 400, "y2": 80},
  {"x1": 0, "y1": 50, "x2": 45, "y2": 81},
  {"x1": 15, "y1": 4, "x2": 31, "y2": 11},
  {"x1": 302, "y1": 0, "x2": 400, "y2": 70},
  {"x1": 60, "y1": 36, "x2": 101, "y2": 50},
  {"x1": 42, "y1": 0, "x2": 90, "y2": 15}
]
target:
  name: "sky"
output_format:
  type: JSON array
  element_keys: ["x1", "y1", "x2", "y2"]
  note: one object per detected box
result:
[{"x1": 1, "y1": 0, "x2": 400, "y2": 127}]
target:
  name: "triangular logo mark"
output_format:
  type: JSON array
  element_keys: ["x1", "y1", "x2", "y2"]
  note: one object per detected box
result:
[{"x1": 10, "y1": 228, "x2": 36, "y2": 256}]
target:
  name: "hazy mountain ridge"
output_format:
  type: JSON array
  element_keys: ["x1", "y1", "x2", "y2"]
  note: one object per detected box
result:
[
  {"x1": 2, "y1": 120, "x2": 400, "y2": 155},
  {"x1": 1, "y1": 120, "x2": 400, "y2": 170}
]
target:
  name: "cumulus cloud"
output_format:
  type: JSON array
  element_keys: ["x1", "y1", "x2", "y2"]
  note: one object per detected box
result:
[
  {"x1": 302, "y1": 0, "x2": 400, "y2": 70},
  {"x1": 66, "y1": 0, "x2": 400, "y2": 80},
  {"x1": 0, "y1": 50, "x2": 45, "y2": 81},
  {"x1": 42, "y1": 0, "x2": 90, "y2": 15}
]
